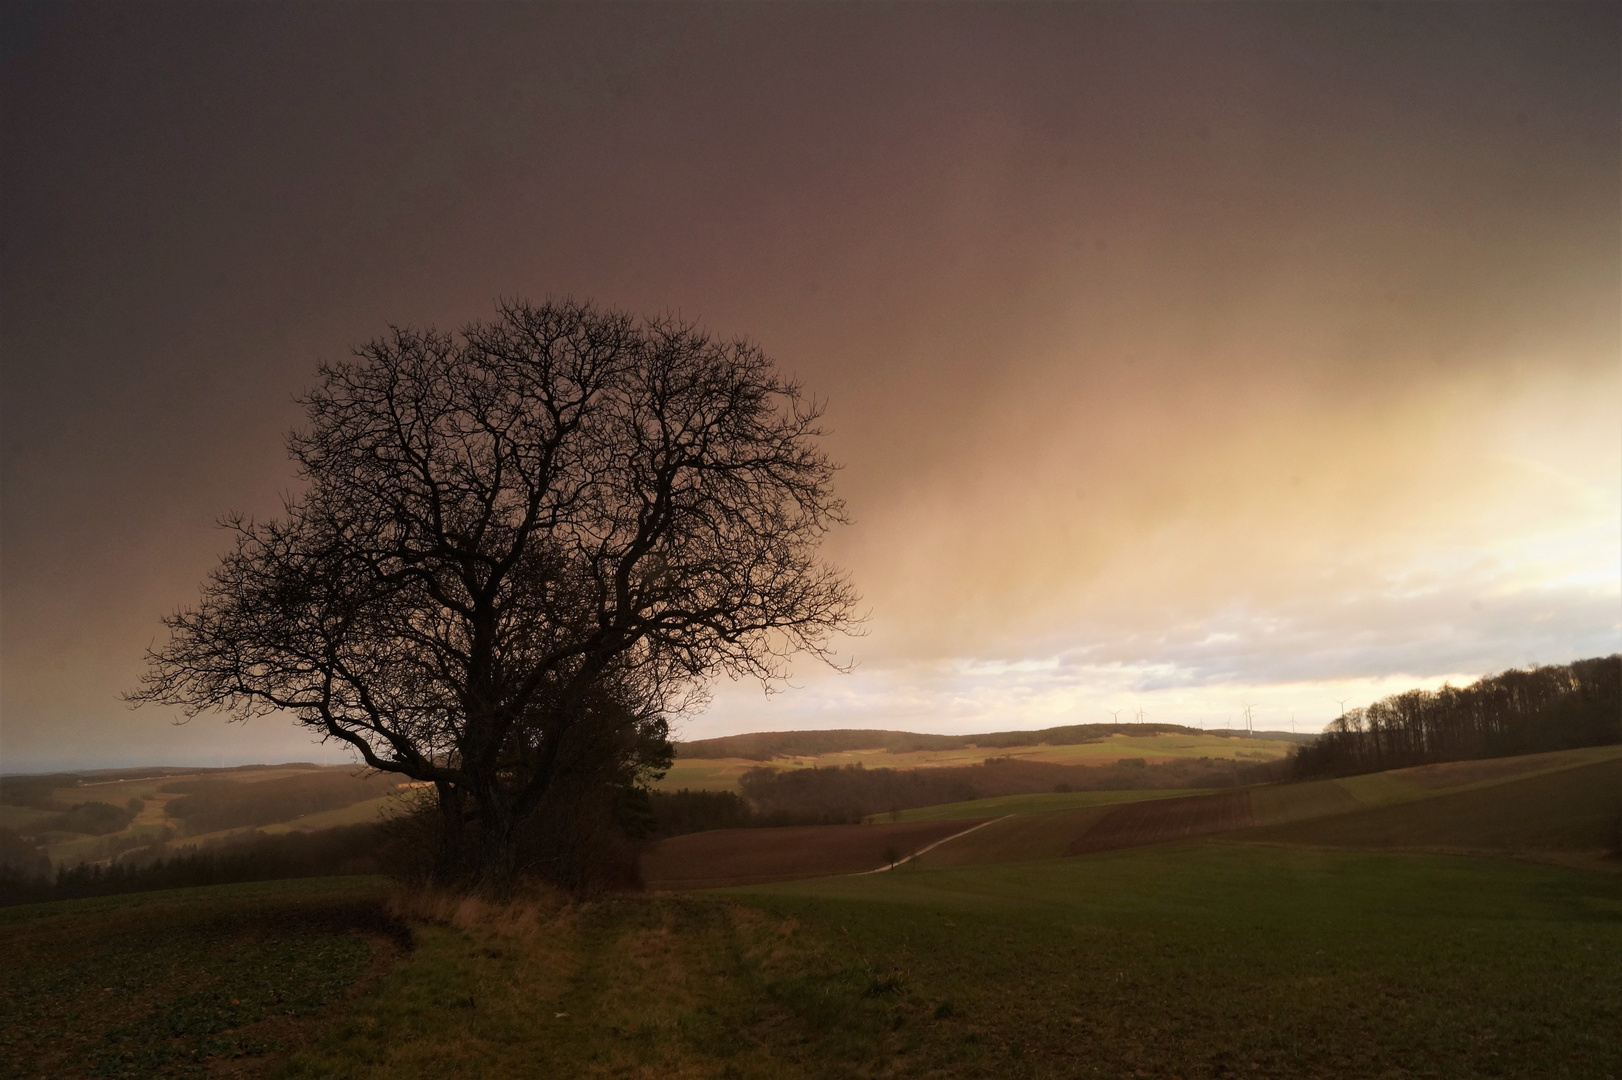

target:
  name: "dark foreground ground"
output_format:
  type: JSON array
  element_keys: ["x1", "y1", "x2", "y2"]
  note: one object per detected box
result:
[
  {"x1": 3, "y1": 845, "x2": 1618, "y2": 1080},
  {"x1": 0, "y1": 877, "x2": 407, "y2": 1080},
  {"x1": 5, "y1": 748, "x2": 1619, "y2": 1079}
]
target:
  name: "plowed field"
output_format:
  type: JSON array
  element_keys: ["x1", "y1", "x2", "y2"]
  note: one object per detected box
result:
[
  {"x1": 642, "y1": 818, "x2": 986, "y2": 890},
  {"x1": 1065, "y1": 789, "x2": 1254, "y2": 854}
]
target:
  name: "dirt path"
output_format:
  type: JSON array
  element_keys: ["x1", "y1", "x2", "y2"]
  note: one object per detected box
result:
[
  {"x1": 853, "y1": 816, "x2": 1010, "y2": 874},
  {"x1": 642, "y1": 817, "x2": 991, "y2": 890}
]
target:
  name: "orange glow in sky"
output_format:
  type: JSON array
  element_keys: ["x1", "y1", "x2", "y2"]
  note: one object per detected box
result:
[{"x1": 2, "y1": 3, "x2": 1616, "y2": 768}]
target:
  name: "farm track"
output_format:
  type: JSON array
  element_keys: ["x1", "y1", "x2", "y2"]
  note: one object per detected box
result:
[
  {"x1": 1065, "y1": 789, "x2": 1255, "y2": 854},
  {"x1": 854, "y1": 816, "x2": 1007, "y2": 873},
  {"x1": 642, "y1": 818, "x2": 986, "y2": 890}
]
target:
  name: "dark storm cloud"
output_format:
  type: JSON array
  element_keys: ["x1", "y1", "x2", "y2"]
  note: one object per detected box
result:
[{"x1": 2, "y1": 3, "x2": 1616, "y2": 766}]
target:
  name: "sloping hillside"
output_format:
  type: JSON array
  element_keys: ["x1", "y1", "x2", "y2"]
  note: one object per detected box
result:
[
  {"x1": 642, "y1": 744, "x2": 1622, "y2": 887},
  {"x1": 675, "y1": 723, "x2": 1199, "y2": 760},
  {"x1": 928, "y1": 745, "x2": 1622, "y2": 870},
  {"x1": 1249, "y1": 755, "x2": 1622, "y2": 859},
  {"x1": 659, "y1": 729, "x2": 1299, "y2": 793}
]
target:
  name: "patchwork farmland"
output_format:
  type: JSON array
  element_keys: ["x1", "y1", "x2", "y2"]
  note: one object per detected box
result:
[
  {"x1": 639, "y1": 742, "x2": 1622, "y2": 885},
  {"x1": 4, "y1": 740, "x2": 1619, "y2": 1078},
  {"x1": 654, "y1": 727, "x2": 1301, "y2": 793}
]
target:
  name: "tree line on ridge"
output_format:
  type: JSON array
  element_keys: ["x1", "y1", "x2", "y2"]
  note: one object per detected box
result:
[{"x1": 1292, "y1": 655, "x2": 1619, "y2": 779}]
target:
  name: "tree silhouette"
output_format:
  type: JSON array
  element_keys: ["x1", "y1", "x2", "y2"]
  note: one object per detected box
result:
[{"x1": 131, "y1": 299, "x2": 859, "y2": 890}]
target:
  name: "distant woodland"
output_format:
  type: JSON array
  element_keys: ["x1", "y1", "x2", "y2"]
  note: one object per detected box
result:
[{"x1": 1293, "y1": 655, "x2": 1620, "y2": 778}]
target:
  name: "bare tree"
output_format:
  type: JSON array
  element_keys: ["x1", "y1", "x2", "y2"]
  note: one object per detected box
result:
[{"x1": 130, "y1": 299, "x2": 859, "y2": 890}]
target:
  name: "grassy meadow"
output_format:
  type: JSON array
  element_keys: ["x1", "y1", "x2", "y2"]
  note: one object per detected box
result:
[
  {"x1": 0, "y1": 877, "x2": 404, "y2": 1080},
  {"x1": 4, "y1": 745, "x2": 1618, "y2": 1078},
  {"x1": 116, "y1": 846, "x2": 1613, "y2": 1079}
]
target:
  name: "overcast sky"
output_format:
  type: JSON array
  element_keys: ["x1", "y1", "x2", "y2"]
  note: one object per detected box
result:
[{"x1": 3, "y1": 2, "x2": 1617, "y2": 771}]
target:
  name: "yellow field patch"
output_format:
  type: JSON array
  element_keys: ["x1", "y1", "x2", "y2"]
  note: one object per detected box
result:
[{"x1": 654, "y1": 731, "x2": 1295, "y2": 792}]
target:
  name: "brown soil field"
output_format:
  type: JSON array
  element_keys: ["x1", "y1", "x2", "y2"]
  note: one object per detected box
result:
[
  {"x1": 1065, "y1": 790, "x2": 1255, "y2": 855},
  {"x1": 1250, "y1": 778, "x2": 1361, "y2": 825},
  {"x1": 641, "y1": 818, "x2": 986, "y2": 890}
]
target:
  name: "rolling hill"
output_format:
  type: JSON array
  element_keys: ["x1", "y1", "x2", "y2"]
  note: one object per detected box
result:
[
  {"x1": 657, "y1": 727, "x2": 1301, "y2": 793},
  {"x1": 641, "y1": 743, "x2": 1622, "y2": 887}
]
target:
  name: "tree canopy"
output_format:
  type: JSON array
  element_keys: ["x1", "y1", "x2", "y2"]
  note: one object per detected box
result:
[{"x1": 132, "y1": 299, "x2": 859, "y2": 889}]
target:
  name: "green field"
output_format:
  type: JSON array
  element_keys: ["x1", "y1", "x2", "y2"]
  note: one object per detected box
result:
[
  {"x1": 44, "y1": 823, "x2": 176, "y2": 866},
  {"x1": 877, "y1": 787, "x2": 1217, "y2": 823},
  {"x1": 263, "y1": 846, "x2": 1622, "y2": 1078},
  {"x1": 1254, "y1": 757, "x2": 1622, "y2": 861},
  {"x1": 7, "y1": 849, "x2": 1615, "y2": 1079},
  {"x1": 169, "y1": 792, "x2": 411, "y2": 850},
  {"x1": 6, "y1": 747, "x2": 1620, "y2": 1078},
  {"x1": 266, "y1": 793, "x2": 407, "y2": 832},
  {"x1": 0, "y1": 804, "x2": 56, "y2": 831},
  {"x1": 0, "y1": 877, "x2": 402, "y2": 1080},
  {"x1": 887, "y1": 745, "x2": 1622, "y2": 873}
]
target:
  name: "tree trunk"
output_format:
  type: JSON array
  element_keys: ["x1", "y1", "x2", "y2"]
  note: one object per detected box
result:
[{"x1": 431, "y1": 781, "x2": 530, "y2": 896}]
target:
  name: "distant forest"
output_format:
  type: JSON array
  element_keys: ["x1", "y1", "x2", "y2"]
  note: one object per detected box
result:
[{"x1": 1293, "y1": 655, "x2": 1619, "y2": 779}]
